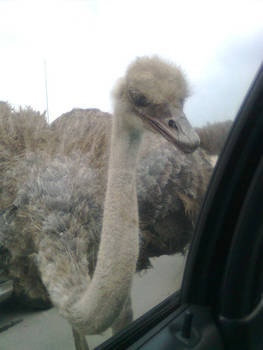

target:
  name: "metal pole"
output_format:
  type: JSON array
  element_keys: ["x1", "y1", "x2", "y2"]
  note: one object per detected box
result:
[{"x1": 44, "y1": 59, "x2": 50, "y2": 123}]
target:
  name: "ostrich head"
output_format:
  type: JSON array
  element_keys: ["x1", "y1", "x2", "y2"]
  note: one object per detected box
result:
[{"x1": 112, "y1": 56, "x2": 200, "y2": 153}]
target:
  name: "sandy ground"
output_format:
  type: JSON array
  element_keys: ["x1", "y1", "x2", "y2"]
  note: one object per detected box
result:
[{"x1": 0, "y1": 254, "x2": 186, "y2": 350}]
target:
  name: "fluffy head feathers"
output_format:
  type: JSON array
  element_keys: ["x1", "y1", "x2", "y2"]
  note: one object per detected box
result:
[{"x1": 113, "y1": 56, "x2": 189, "y2": 106}]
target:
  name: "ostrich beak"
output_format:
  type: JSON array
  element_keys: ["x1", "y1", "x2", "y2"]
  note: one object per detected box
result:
[{"x1": 139, "y1": 105, "x2": 200, "y2": 153}]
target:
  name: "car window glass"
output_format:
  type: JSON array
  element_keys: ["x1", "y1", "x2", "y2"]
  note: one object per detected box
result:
[{"x1": 0, "y1": 1, "x2": 262, "y2": 349}]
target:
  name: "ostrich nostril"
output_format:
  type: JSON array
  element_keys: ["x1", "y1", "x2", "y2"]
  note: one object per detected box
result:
[{"x1": 168, "y1": 119, "x2": 178, "y2": 130}]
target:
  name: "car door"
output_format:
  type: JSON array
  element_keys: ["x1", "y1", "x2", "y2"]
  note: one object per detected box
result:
[{"x1": 94, "y1": 63, "x2": 263, "y2": 350}]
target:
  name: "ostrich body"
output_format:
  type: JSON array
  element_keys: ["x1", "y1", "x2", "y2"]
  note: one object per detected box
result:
[
  {"x1": 50, "y1": 108, "x2": 213, "y2": 260},
  {"x1": 0, "y1": 107, "x2": 213, "y2": 312},
  {"x1": 0, "y1": 57, "x2": 203, "y2": 347}
]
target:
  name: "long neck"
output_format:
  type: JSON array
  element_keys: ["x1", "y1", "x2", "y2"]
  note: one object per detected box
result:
[{"x1": 69, "y1": 112, "x2": 142, "y2": 334}]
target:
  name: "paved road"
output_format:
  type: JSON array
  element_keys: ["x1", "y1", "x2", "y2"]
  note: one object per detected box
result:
[{"x1": 0, "y1": 254, "x2": 185, "y2": 350}]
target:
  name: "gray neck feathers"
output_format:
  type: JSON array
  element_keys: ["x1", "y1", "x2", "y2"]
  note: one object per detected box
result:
[{"x1": 64, "y1": 110, "x2": 142, "y2": 334}]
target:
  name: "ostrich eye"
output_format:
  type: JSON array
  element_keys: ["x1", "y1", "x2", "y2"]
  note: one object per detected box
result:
[{"x1": 129, "y1": 91, "x2": 150, "y2": 107}]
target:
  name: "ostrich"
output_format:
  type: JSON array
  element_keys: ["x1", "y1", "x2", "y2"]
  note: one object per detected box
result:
[
  {"x1": 0, "y1": 56, "x2": 206, "y2": 349},
  {"x1": 0, "y1": 108, "x2": 213, "y2": 314}
]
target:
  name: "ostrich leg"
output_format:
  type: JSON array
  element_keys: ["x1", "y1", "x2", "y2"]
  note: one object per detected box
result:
[{"x1": 72, "y1": 328, "x2": 90, "y2": 350}]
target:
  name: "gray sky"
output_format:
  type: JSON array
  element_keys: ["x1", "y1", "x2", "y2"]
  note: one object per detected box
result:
[{"x1": 0, "y1": 0, "x2": 262, "y2": 125}]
